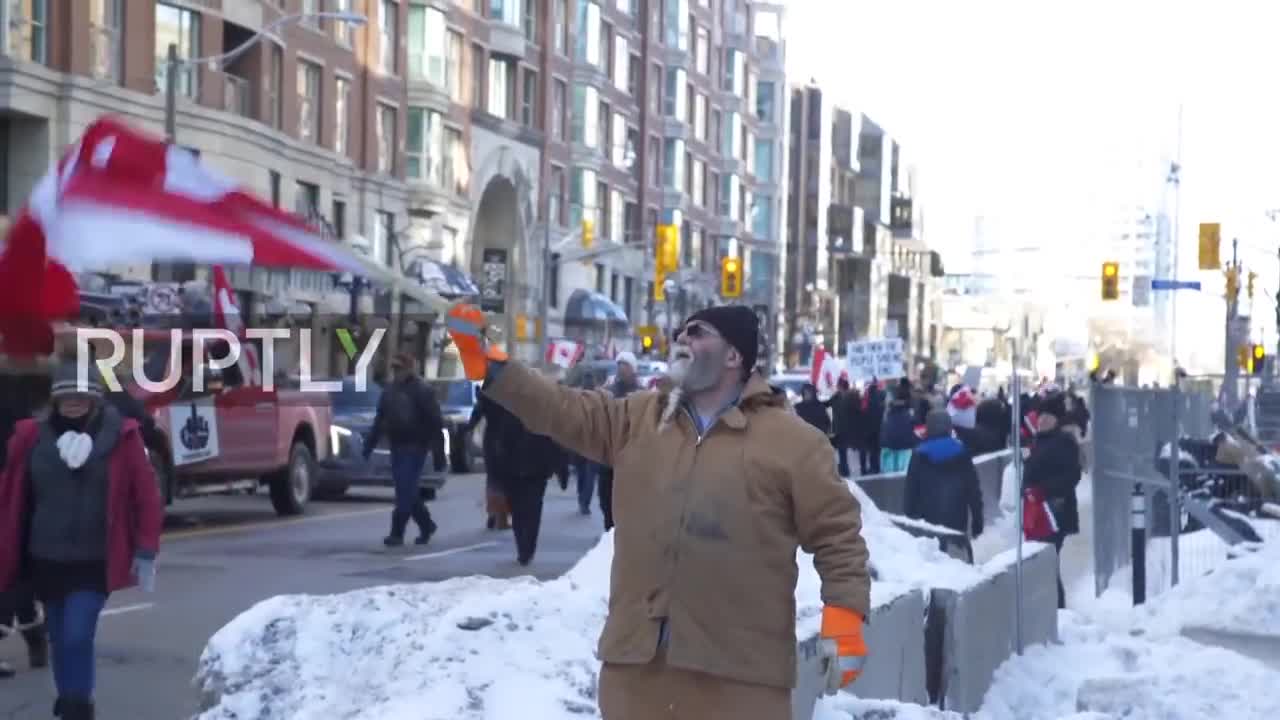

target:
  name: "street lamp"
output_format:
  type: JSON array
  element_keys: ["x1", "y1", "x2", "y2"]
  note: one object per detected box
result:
[{"x1": 164, "y1": 11, "x2": 367, "y2": 143}]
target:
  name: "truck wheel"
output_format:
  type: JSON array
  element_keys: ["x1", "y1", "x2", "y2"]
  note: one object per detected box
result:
[{"x1": 270, "y1": 443, "x2": 314, "y2": 516}]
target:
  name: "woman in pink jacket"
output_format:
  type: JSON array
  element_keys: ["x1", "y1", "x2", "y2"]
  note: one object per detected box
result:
[{"x1": 0, "y1": 359, "x2": 163, "y2": 720}]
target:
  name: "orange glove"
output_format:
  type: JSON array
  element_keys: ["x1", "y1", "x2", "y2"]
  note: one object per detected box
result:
[
  {"x1": 819, "y1": 605, "x2": 867, "y2": 694},
  {"x1": 445, "y1": 303, "x2": 507, "y2": 381}
]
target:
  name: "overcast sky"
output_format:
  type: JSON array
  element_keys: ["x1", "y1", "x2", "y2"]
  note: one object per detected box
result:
[{"x1": 786, "y1": 0, "x2": 1280, "y2": 361}]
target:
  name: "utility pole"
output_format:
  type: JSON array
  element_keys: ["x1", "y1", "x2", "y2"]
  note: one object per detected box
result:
[{"x1": 1224, "y1": 237, "x2": 1241, "y2": 408}]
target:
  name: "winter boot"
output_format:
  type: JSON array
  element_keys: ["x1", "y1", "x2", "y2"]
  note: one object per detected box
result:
[
  {"x1": 52, "y1": 698, "x2": 63, "y2": 717},
  {"x1": 60, "y1": 698, "x2": 93, "y2": 720},
  {"x1": 23, "y1": 626, "x2": 48, "y2": 668}
]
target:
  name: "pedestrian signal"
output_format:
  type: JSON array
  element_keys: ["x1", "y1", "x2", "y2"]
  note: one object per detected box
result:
[{"x1": 721, "y1": 256, "x2": 743, "y2": 298}]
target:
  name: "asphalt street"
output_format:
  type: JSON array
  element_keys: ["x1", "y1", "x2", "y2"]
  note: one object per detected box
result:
[{"x1": 0, "y1": 473, "x2": 605, "y2": 720}]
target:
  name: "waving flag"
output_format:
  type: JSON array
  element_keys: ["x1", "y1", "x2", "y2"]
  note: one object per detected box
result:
[
  {"x1": 210, "y1": 265, "x2": 259, "y2": 384},
  {"x1": 545, "y1": 339, "x2": 584, "y2": 369},
  {"x1": 0, "y1": 116, "x2": 417, "y2": 358}
]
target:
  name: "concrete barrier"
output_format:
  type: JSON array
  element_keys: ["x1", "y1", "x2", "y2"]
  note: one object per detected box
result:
[
  {"x1": 791, "y1": 589, "x2": 929, "y2": 720},
  {"x1": 929, "y1": 543, "x2": 1060, "y2": 714}
]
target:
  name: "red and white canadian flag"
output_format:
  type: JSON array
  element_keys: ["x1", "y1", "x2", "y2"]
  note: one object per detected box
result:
[
  {"x1": 545, "y1": 339, "x2": 584, "y2": 369},
  {"x1": 810, "y1": 347, "x2": 846, "y2": 397},
  {"x1": 210, "y1": 265, "x2": 259, "y2": 383},
  {"x1": 0, "y1": 116, "x2": 382, "y2": 358}
]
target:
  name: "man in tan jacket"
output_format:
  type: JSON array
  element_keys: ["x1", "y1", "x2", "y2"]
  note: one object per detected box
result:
[{"x1": 447, "y1": 303, "x2": 870, "y2": 720}]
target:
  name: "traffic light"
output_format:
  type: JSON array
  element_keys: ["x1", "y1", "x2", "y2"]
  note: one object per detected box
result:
[
  {"x1": 1198, "y1": 222, "x2": 1221, "y2": 269},
  {"x1": 1248, "y1": 271, "x2": 1257, "y2": 299},
  {"x1": 1101, "y1": 261, "x2": 1119, "y2": 300},
  {"x1": 721, "y1": 255, "x2": 743, "y2": 297},
  {"x1": 581, "y1": 219, "x2": 594, "y2": 249},
  {"x1": 1254, "y1": 344, "x2": 1267, "y2": 375},
  {"x1": 1226, "y1": 266, "x2": 1240, "y2": 302},
  {"x1": 656, "y1": 224, "x2": 679, "y2": 272},
  {"x1": 1239, "y1": 344, "x2": 1251, "y2": 371}
]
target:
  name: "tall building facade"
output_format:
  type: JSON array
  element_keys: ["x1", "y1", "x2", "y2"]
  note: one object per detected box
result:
[{"x1": 783, "y1": 89, "x2": 942, "y2": 369}]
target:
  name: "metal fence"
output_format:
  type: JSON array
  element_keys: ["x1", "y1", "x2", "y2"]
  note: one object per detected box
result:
[{"x1": 1090, "y1": 384, "x2": 1214, "y2": 597}]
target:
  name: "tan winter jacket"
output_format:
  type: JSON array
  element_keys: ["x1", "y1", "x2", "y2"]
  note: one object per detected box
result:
[{"x1": 486, "y1": 361, "x2": 871, "y2": 689}]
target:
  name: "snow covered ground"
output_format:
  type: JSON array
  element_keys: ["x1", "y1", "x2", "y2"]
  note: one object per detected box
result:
[
  {"x1": 196, "y1": 464, "x2": 1280, "y2": 720},
  {"x1": 194, "y1": 484, "x2": 985, "y2": 720}
]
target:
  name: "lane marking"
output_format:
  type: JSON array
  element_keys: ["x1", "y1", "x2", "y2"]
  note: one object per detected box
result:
[
  {"x1": 101, "y1": 602, "x2": 155, "y2": 618},
  {"x1": 163, "y1": 507, "x2": 387, "y2": 542},
  {"x1": 404, "y1": 541, "x2": 499, "y2": 561}
]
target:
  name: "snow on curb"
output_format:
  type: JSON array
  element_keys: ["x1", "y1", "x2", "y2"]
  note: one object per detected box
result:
[{"x1": 195, "y1": 483, "x2": 983, "y2": 720}]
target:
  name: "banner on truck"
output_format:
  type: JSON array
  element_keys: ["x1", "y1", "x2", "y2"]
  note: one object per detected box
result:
[
  {"x1": 171, "y1": 398, "x2": 221, "y2": 466},
  {"x1": 845, "y1": 338, "x2": 905, "y2": 380}
]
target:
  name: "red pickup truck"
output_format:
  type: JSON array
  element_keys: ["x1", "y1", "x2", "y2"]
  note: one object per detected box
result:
[{"x1": 108, "y1": 329, "x2": 333, "y2": 516}]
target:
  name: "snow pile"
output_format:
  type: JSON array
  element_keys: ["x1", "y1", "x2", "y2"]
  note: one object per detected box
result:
[
  {"x1": 195, "y1": 482, "x2": 980, "y2": 720},
  {"x1": 1137, "y1": 535, "x2": 1280, "y2": 637},
  {"x1": 978, "y1": 610, "x2": 1280, "y2": 720}
]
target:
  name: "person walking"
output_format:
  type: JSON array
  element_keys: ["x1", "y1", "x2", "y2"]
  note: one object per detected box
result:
[
  {"x1": 1022, "y1": 392, "x2": 1082, "y2": 608},
  {"x1": 903, "y1": 411, "x2": 983, "y2": 560},
  {"x1": 595, "y1": 352, "x2": 641, "y2": 530},
  {"x1": 446, "y1": 302, "x2": 871, "y2": 719},
  {"x1": 794, "y1": 383, "x2": 832, "y2": 436},
  {"x1": 826, "y1": 379, "x2": 860, "y2": 478},
  {"x1": 363, "y1": 353, "x2": 445, "y2": 548},
  {"x1": 863, "y1": 380, "x2": 885, "y2": 474},
  {"x1": 0, "y1": 367, "x2": 51, "y2": 680},
  {"x1": 879, "y1": 382, "x2": 919, "y2": 473},
  {"x1": 0, "y1": 359, "x2": 163, "y2": 719}
]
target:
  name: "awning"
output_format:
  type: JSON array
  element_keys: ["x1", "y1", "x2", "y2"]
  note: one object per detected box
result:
[
  {"x1": 411, "y1": 258, "x2": 479, "y2": 299},
  {"x1": 565, "y1": 289, "x2": 629, "y2": 327}
]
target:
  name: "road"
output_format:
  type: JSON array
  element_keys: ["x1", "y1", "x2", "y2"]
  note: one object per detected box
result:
[{"x1": 0, "y1": 474, "x2": 604, "y2": 720}]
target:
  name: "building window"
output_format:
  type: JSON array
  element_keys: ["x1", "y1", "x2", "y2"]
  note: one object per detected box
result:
[
  {"x1": 90, "y1": 0, "x2": 122, "y2": 81},
  {"x1": 490, "y1": 0, "x2": 520, "y2": 26},
  {"x1": 552, "y1": 79, "x2": 567, "y2": 141},
  {"x1": 267, "y1": 45, "x2": 283, "y2": 129},
  {"x1": 470, "y1": 44, "x2": 485, "y2": 108},
  {"x1": 601, "y1": 21, "x2": 613, "y2": 77},
  {"x1": 597, "y1": 180, "x2": 610, "y2": 237},
  {"x1": 155, "y1": 2, "x2": 199, "y2": 97},
  {"x1": 610, "y1": 189, "x2": 623, "y2": 243},
  {"x1": 553, "y1": 0, "x2": 566, "y2": 54},
  {"x1": 523, "y1": 0, "x2": 537, "y2": 41},
  {"x1": 613, "y1": 35, "x2": 628, "y2": 91},
  {"x1": 521, "y1": 68, "x2": 538, "y2": 127},
  {"x1": 488, "y1": 57, "x2": 516, "y2": 119},
  {"x1": 301, "y1": 0, "x2": 319, "y2": 27},
  {"x1": 373, "y1": 211, "x2": 395, "y2": 266},
  {"x1": 695, "y1": 25, "x2": 709, "y2": 75},
  {"x1": 295, "y1": 181, "x2": 320, "y2": 216},
  {"x1": 334, "y1": 77, "x2": 351, "y2": 155},
  {"x1": 572, "y1": 85, "x2": 599, "y2": 147},
  {"x1": 548, "y1": 164, "x2": 565, "y2": 223},
  {"x1": 332, "y1": 199, "x2": 347, "y2": 239},
  {"x1": 408, "y1": 107, "x2": 443, "y2": 183},
  {"x1": 376, "y1": 104, "x2": 397, "y2": 174},
  {"x1": 623, "y1": 276, "x2": 634, "y2": 317},
  {"x1": 331, "y1": 0, "x2": 355, "y2": 46},
  {"x1": 379, "y1": 0, "x2": 398, "y2": 74},
  {"x1": 409, "y1": 5, "x2": 448, "y2": 86},
  {"x1": 7, "y1": 0, "x2": 46, "y2": 64},
  {"x1": 549, "y1": 254, "x2": 561, "y2": 308},
  {"x1": 627, "y1": 51, "x2": 640, "y2": 97},
  {"x1": 756, "y1": 80, "x2": 775, "y2": 122},
  {"x1": 446, "y1": 30, "x2": 464, "y2": 101},
  {"x1": 443, "y1": 127, "x2": 465, "y2": 195},
  {"x1": 297, "y1": 60, "x2": 321, "y2": 143},
  {"x1": 578, "y1": 0, "x2": 601, "y2": 66},
  {"x1": 598, "y1": 101, "x2": 610, "y2": 155},
  {"x1": 649, "y1": 62, "x2": 661, "y2": 113}
]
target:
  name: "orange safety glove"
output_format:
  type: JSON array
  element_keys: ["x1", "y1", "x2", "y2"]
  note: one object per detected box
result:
[
  {"x1": 445, "y1": 303, "x2": 507, "y2": 381},
  {"x1": 819, "y1": 605, "x2": 867, "y2": 695}
]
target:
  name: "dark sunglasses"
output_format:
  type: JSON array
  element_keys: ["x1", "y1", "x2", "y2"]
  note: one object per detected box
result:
[{"x1": 676, "y1": 322, "x2": 718, "y2": 340}]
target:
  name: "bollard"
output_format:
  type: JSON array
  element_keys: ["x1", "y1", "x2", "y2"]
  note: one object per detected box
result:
[{"x1": 1131, "y1": 486, "x2": 1146, "y2": 605}]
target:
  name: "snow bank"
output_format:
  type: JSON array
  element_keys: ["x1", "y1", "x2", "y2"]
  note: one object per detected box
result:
[
  {"x1": 1136, "y1": 534, "x2": 1280, "y2": 638},
  {"x1": 978, "y1": 610, "x2": 1280, "y2": 720},
  {"x1": 196, "y1": 482, "x2": 980, "y2": 720}
]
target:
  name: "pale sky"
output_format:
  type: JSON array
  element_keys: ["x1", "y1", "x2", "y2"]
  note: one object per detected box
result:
[{"x1": 786, "y1": 0, "x2": 1280, "y2": 367}]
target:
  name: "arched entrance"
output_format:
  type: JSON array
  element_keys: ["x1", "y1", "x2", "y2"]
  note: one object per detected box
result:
[{"x1": 467, "y1": 143, "x2": 538, "y2": 362}]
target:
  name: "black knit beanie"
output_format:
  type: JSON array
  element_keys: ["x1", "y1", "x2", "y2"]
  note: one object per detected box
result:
[{"x1": 683, "y1": 305, "x2": 759, "y2": 375}]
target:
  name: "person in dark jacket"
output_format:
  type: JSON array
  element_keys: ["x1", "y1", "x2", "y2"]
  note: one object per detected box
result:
[
  {"x1": 794, "y1": 383, "x2": 831, "y2": 435},
  {"x1": 825, "y1": 379, "x2": 861, "y2": 478},
  {"x1": 864, "y1": 380, "x2": 885, "y2": 474},
  {"x1": 0, "y1": 369, "x2": 50, "y2": 680},
  {"x1": 879, "y1": 382, "x2": 918, "y2": 472},
  {"x1": 1022, "y1": 392, "x2": 1081, "y2": 609},
  {"x1": 595, "y1": 353, "x2": 641, "y2": 530},
  {"x1": 474, "y1": 375, "x2": 567, "y2": 565},
  {"x1": 364, "y1": 353, "x2": 445, "y2": 548},
  {"x1": 904, "y1": 411, "x2": 983, "y2": 552},
  {"x1": 974, "y1": 396, "x2": 1010, "y2": 452}
]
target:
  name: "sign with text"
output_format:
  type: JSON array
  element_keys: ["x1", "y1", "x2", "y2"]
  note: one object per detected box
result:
[
  {"x1": 170, "y1": 399, "x2": 220, "y2": 466},
  {"x1": 479, "y1": 248, "x2": 508, "y2": 314},
  {"x1": 845, "y1": 338, "x2": 905, "y2": 380}
]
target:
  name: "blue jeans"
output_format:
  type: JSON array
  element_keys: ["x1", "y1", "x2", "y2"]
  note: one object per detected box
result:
[
  {"x1": 390, "y1": 447, "x2": 433, "y2": 537},
  {"x1": 574, "y1": 459, "x2": 597, "y2": 512},
  {"x1": 45, "y1": 591, "x2": 107, "y2": 700}
]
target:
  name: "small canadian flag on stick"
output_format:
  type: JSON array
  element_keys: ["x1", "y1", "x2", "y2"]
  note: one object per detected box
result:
[{"x1": 546, "y1": 339, "x2": 584, "y2": 369}]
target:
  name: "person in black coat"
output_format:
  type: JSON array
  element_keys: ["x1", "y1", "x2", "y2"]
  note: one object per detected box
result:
[
  {"x1": 904, "y1": 411, "x2": 983, "y2": 552},
  {"x1": 826, "y1": 379, "x2": 861, "y2": 478},
  {"x1": 864, "y1": 380, "x2": 886, "y2": 474},
  {"x1": 794, "y1": 383, "x2": 831, "y2": 435},
  {"x1": 0, "y1": 370, "x2": 50, "y2": 679},
  {"x1": 1022, "y1": 392, "x2": 1082, "y2": 608}
]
